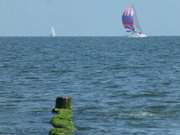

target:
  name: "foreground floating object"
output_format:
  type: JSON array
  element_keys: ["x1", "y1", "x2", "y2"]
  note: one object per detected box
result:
[{"x1": 50, "y1": 96, "x2": 75, "y2": 135}]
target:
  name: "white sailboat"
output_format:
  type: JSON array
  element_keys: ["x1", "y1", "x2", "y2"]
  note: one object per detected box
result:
[
  {"x1": 50, "y1": 26, "x2": 56, "y2": 37},
  {"x1": 122, "y1": 5, "x2": 147, "y2": 38}
]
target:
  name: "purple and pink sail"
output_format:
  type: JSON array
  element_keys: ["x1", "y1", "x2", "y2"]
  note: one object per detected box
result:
[{"x1": 122, "y1": 6, "x2": 135, "y2": 32}]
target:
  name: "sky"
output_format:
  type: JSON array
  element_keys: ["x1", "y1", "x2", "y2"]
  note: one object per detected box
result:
[{"x1": 0, "y1": 0, "x2": 179, "y2": 36}]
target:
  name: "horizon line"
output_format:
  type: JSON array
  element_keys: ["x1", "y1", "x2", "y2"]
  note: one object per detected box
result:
[{"x1": 0, "y1": 35, "x2": 179, "y2": 38}]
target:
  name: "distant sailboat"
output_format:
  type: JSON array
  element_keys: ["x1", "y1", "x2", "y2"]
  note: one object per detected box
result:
[
  {"x1": 50, "y1": 26, "x2": 56, "y2": 37},
  {"x1": 122, "y1": 5, "x2": 147, "y2": 38}
]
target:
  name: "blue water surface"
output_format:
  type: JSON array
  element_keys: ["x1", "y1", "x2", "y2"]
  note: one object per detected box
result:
[{"x1": 0, "y1": 37, "x2": 180, "y2": 135}]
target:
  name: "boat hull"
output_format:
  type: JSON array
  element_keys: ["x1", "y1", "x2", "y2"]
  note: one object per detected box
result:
[{"x1": 128, "y1": 32, "x2": 147, "y2": 38}]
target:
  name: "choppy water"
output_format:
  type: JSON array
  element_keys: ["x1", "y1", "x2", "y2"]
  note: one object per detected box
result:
[{"x1": 0, "y1": 37, "x2": 180, "y2": 135}]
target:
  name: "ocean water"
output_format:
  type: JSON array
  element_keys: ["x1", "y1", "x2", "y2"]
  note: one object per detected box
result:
[{"x1": 0, "y1": 37, "x2": 180, "y2": 135}]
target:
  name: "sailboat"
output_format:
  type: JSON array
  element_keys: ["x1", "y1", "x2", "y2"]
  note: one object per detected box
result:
[
  {"x1": 50, "y1": 26, "x2": 56, "y2": 37},
  {"x1": 122, "y1": 5, "x2": 147, "y2": 38}
]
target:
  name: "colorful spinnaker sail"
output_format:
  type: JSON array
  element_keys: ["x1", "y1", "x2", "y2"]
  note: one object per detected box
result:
[
  {"x1": 122, "y1": 5, "x2": 147, "y2": 37},
  {"x1": 122, "y1": 6, "x2": 135, "y2": 32}
]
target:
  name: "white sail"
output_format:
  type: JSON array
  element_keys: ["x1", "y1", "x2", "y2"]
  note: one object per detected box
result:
[
  {"x1": 132, "y1": 5, "x2": 143, "y2": 33},
  {"x1": 50, "y1": 26, "x2": 56, "y2": 37}
]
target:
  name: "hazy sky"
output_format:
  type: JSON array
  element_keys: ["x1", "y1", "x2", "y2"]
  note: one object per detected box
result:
[{"x1": 0, "y1": 0, "x2": 179, "y2": 36}]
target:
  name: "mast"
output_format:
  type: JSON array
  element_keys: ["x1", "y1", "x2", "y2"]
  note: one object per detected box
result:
[{"x1": 132, "y1": 5, "x2": 143, "y2": 32}]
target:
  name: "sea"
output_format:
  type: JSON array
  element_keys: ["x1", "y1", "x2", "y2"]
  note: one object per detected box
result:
[{"x1": 0, "y1": 37, "x2": 180, "y2": 135}]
